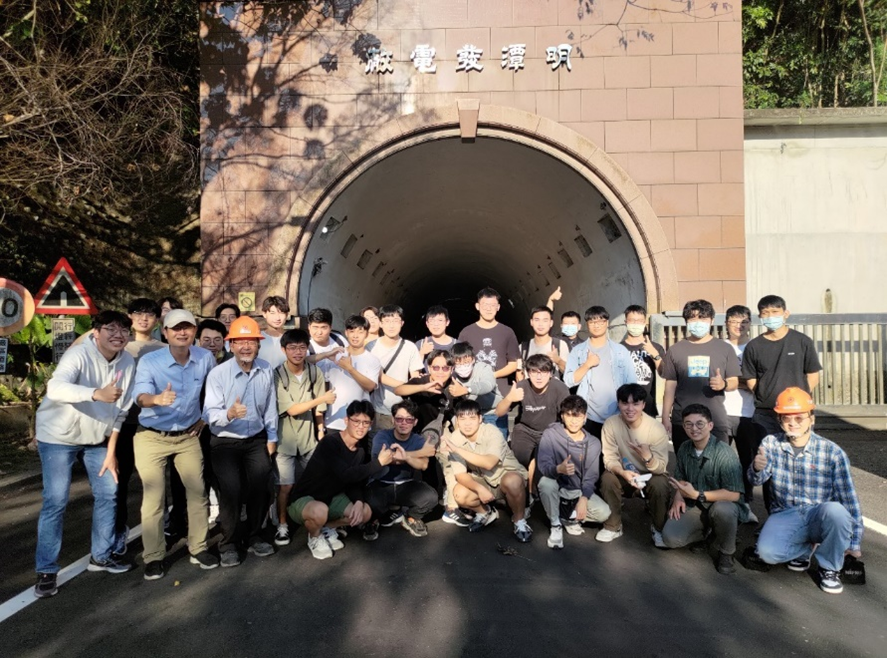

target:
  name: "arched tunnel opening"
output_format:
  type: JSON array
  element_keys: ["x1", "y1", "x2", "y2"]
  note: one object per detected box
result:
[{"x1": 297, "y1": 136, "x2": 647, "y2": 342}]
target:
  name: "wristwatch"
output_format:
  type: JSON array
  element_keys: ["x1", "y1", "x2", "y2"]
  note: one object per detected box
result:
[{"x1": 697, "y1": 491, "x2": 707, "y2": 504}]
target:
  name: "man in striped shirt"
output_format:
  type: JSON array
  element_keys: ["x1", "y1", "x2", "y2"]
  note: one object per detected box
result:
[{"x1": 750, "y1": 387, "x2": 863, "y2": 594}]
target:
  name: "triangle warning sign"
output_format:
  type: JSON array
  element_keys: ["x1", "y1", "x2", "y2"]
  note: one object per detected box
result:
[{"x1": 34, "y1": 258, "x2": 98, "y2": 315}]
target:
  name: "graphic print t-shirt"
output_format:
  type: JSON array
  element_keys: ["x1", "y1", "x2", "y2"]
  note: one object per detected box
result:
[{"x1": 457, "y1": 322, "x2": 520, "y2": 397}]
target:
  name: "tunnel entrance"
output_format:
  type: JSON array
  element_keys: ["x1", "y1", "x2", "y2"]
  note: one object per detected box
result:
[{"x1": 291, "y1": 124, "x2": 672, "y2": 342}]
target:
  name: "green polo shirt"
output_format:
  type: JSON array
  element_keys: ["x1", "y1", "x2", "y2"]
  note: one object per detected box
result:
[{"x1": 675, "y1": 436, "x2": 749, "y2": 522}]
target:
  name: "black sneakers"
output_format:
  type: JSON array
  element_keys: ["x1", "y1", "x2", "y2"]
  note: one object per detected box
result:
[
  {"x1": 189, "y1": 550, "x2": 220, "y2": 569},
  {"x1": 818, "y1": 568, "x2": 843, "y2": 594},
  {"x1": 87, "y1": 556, "x2": 134, "y2": 574},
  {"x1": 144, "y1": 560, "x2": 166, "y2": 581},
  {"x1": 34, "y1": 572, "x2": 58, "y2": 598},
  {"x1": 716, "y1": 552, "x2": 736, "y2": 575},
  {"x1": 379, "y1": 509, "x2": 405, "y2": 527}
]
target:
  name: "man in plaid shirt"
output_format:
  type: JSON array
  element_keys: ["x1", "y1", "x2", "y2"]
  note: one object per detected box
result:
[{"x1": 750, "y1": 387, "x2": 863, "y2": 594}]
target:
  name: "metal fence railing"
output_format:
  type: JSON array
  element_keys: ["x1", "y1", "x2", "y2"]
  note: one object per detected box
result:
[{"x1": 649, "y1": 313, "x2": 887, "y2": 407}]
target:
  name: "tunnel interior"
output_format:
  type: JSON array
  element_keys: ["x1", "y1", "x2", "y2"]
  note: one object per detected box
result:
[{"x1": 298, "y1": 136, "x2": 646, "y2": 342}]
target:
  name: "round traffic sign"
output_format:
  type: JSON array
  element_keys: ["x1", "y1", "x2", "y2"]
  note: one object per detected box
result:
[{"x1": 0, "y1": 278, "x2": 36, "y2": 336}]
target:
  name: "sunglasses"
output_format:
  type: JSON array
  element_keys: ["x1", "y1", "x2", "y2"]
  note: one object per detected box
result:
[{"x1": 430, "y1": 365, "x2": 452, "y2": 372}]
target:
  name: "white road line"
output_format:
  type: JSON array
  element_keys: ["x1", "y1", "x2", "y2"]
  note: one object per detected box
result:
[
  {"x1": 863, "y1": 515, "x2": 887, "y2": 537},
  {"x1": 0, "y1": 524, "x2": 143, "y2": 625}
]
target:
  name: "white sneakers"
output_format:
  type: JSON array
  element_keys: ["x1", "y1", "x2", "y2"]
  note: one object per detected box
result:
[
  {"x1": 595, "y1": 527, "x2": 623, "y2": 543},
  {"x1": 321, "y1": 526, "x2": 345, "y2": 550},
  {"x1": 548, "y1": 525, "x2": 564, "y2": 549},
  {"x1": 308, "y1": 534, "x2": 333, "y2": 560},
  {"x1": 651, "y1": 526, "x2": 666, "y2": 549}
]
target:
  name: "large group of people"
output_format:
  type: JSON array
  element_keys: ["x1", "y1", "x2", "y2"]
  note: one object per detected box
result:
[{"x1": 32, "y1": 288, "x2": 864, "y2": 599}]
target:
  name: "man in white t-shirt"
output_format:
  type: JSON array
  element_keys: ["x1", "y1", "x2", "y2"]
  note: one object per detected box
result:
[
  {"x1": 257, "y1": 295, "x2": 289, "y2": 368},
  {"x1": 305, "y1": 307, "x2": 347, "y2": 377},
  {"x1": 724, "y1": 305, "x2": 758, "y2": 521},
  {"x1": 518, "y1": 305, "x2": 570, "y2": 380},
  {"x1": 368, "y1": 305, "x2": 423, "y2": 430},
  {"x1": 325, "y1": 315, "x2": 382, "y2": 431}
]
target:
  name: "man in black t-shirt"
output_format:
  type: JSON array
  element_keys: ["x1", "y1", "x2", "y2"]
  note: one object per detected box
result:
[
  {"x1": 457, "y1": 287, "x2": 520, "y2": 439},
  {"x1": 619, "y1": 304, "x2": 665, "y2": 417},
  {"x1": 741, "y1": 295, "x2": 822, "y2": 438}
]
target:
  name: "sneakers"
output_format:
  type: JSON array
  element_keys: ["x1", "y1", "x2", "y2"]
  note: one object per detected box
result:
[
  {"x1": 745, "y1": 510, "x2": 759, "y2": 525},
  {"x1": 441, "y1": 508, "x2": 472, "y2": 527},
  {"x1": 547, "y1": 524, "x2": 564, "y2": 549},
  {"x1": 308, "y1": 534, "x2": 334, "y2": 560},
  {"x1": 248, "y1": 541, "x2": 275, "y2": 558},
  {"x1": 220, "y1": 549, "x2": 241, "y2": 568},
  {"x1": 321, "y1": 527, "x2": 345, "y2": 550},
  {"x1": 716, "y1": 552, "x2": 736, "y2": 575},
  {"x1": 513, "y1": 519, "x2": 533, "y2": 543},
  {"x1": 564, "y1": 522, "x2": 585, "y2": 536},
  {"x1": 379, "y1": 508, "x2": 405, "y2": 527},
  {"x1": 274, "y1": 524, "x2": 291, "y2": 546},
  {"x1": 34, "y1": 572, "x2": 58, "y2": 598},
  {"x1": 468, "y1": 507, "x2": 499, "y2": 533},
  {"x1": 362, "y1": 520, "x2": 380, "y2": 542},
  {"x1": 787, "y1": 557, "x2": 811, "y2": 572},
  {"x1": 651, "y1": 526, "x2": 667, "y2": 549},
  {"x1": 189, "y1": 550, "x2": 220, "y2": 570},
  {"x1": 595, "y1": 527, "x2": 623, "y2": 543},
  {"x1": 112, "y1": 526, "x2": 129, "y2": 556},
  {"x1": 144, "y1": 561, "x2": 166, "y2": 581},
  {"x1": 401, "y1": 517, "x2": 428, "y2": 537},
  {"x1": 87, "y1": 555, "x2": 134, "y2": 574},
  {"x1": 819, "y1": 568, "x2": 843, "y2": 594}
]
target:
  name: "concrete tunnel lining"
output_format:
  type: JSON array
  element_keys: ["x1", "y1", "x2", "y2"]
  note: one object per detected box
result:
[{"x1": 297, "y1": 136, "x2": 647, "y2": 340}]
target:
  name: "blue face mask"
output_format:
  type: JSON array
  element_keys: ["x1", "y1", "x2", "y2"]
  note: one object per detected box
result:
[
  {"x1": 761, "y1": 316, "x2": 785, "y2": 331},
  {"x1": 560, "y1": 325, "x2": 579, "y2": 337},
  {"x1": 686, "y1": 321, "x2": 711, "y2": 338}
]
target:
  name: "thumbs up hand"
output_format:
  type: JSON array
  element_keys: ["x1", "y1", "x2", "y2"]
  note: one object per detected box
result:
[
  {"x1": 228, "y1": 396, "x2": 248, "y2": 420},
  {"x1": 507, "y1": 381, "x2": 524, "y2": 403},
  {"x1": 557, "y1": 454, "x2": 575, "y2": 476},
  {"x1": 709, "y1": 367, "x2": 726, "y2": 391},
  {"x1": 753, "y1": 445, "x2": 768, "y2": 472},
  {"x1": 94, "y1": 377, "x2": 123, "y2": 403},
  {"x1": 155, "y1": 382, "x2": 176, "y2": 407}
]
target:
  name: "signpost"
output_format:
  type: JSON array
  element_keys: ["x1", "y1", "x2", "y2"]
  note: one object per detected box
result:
[
  {"x1": 34, "y1": 257, "x2": 98, "y2": 315},
  {"x1": 238, "y1": 292, "x2": 256, "y2": 314},
  {"x1": 0, "y1": 278, "x2": 36, "y2": 337},
  {"x1": 0, "y1": 338, "x2": 8, "y2": 374}
]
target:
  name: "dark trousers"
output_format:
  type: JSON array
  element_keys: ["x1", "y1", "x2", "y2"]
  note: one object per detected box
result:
[
  {"x1": 600, "y1": 471, "x2": 670, "y2": 532},
  {"x1": 752, "y1": 409, "x2": 781, "y2": 511},
  {"x1": 583, "y1": 419, "x2": 605, "y2": 483},
  {"x1": 366, "y1": 481, "x2": 439, "y2": 521},
  {"x1": 728, "y1": 415, "x2": 760, "y2": 502},
  {"x1": 114, "y1": 423, "x2": 137, "y2": 538},
  {"x1": 511, "y1": 425, "x2": 543, "y2": 488},
  {"x1": 211, "y1": 434, "x2": 272, "y2": 552}
]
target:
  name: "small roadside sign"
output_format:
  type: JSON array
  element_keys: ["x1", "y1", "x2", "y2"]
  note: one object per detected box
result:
[
  {"x1": 52, "y1": 318, "x2": 76, "y2": 363},
  {"x1": 238, "y1": 292, "x2": 256, "y2": 314},
  {"x1": 0, "y1": 278, "x2": 36, "y2": 337},
  {"x1": 34, "y1": 258, "x2": 98, "y2": 315}
]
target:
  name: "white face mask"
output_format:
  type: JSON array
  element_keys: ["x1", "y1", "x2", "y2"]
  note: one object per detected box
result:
[
  {"x1": 454, "y1": 364, "x2": 473, "y2": 378},
  {"x1": 626, "y1": 324, "x2": 645, "y2": 337}
]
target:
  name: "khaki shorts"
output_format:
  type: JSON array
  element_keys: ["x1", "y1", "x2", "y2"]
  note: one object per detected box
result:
[{"x1": 288, "y1": 493, "x2": 352, "y2": 525}]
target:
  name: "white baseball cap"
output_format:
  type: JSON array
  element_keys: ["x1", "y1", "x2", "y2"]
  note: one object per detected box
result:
[{"x1": 163, "y1": 309, "x2": 197, "y2": 329}]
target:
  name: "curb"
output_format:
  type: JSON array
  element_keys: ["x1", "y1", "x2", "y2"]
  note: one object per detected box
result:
[{"x1": 0, "y1": 469, "x2": 42, "y2": 491}]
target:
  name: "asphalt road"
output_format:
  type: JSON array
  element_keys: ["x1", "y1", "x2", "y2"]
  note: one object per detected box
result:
[{"x1": 1, "y1": 431, "x2": 885, "y2": 658}]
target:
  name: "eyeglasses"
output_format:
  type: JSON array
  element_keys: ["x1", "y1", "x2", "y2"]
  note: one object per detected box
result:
[
  {"x1": 219, "y1": 314, "x2": 237, "y2": 322},
  {"x1": 726, "y1": 320, "x2": 750, "y2": 326},
  {"x1": 393, "y1": 416, "x2": 416, "y2": 424},
  {"x1": 285, "y1": 345, "x2": 308, "y2": 353},
  {"x1": 588, "y1": 319, "x2": 608, "y2": 326},
  {"x1": 430, "y1": 365, "x2": 452, "y2": 372},
  {"x1": 780, "y1": 414, "x2": 811, "y2": 424},
  {"x1": 131, "y1": 311, "x2": 156, "y2": 318},
  {"x1": 478, "y1": 303, "x2": 499, "y2": 310},
  {"x1": 456, "y1": 413, "x2": 479, "y2": 419},
  {"x1": 682, "y1": 420, "x2": 709, "y2": 430},
  {"x1": 527, "y1": 369, "x2": 551, "y2": 376},
  {"x1": 349, "y1": 419, "x2": 372, "y2": 427},
  {"x1": 101, "y1": 326, "x2": 129, "y2": 337}
]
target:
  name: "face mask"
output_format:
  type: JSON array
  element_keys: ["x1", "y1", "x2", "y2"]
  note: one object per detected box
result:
[
  {"x1": 686, "y1": 321, "x2": 711, "y2": 338},
  {"x1": 454, "y1": 364, "x2": 473, "y2": 378},
  {"x1": 626, "y1": 324, "x2": 645, "y2": 337},
  {"x1": 560, "y1": 325, "x2": 578, "y2": 337},
  {"x1": 761, "y1": 316, "x2": 785, "y2": 331}
]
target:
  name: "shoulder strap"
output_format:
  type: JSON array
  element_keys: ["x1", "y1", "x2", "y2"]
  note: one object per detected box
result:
[
  {"x1": 331, "y1": 333, "x2": 345, "y2": 347},
  {"x1": 520, "y1": 340, "x2": 529, "y2": 368},
  {"x1": 382, "y1": 339, "x2": 405, "y2": 374},
  {"x1": 308, "y1": 362, "x2": 317, "y2": 389}
]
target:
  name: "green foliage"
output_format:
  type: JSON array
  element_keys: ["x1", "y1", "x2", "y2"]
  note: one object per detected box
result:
[
  {"x1": 0, "y1": 383, "x2": 22, "y2": 404},
  {"x1": 744, "y1": 0, "x2": 887, "y2": 108}
]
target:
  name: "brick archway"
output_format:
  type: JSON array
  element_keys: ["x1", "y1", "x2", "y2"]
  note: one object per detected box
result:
[{"x1": 284, "y1": 103, "x2": 678, "y2": 314}]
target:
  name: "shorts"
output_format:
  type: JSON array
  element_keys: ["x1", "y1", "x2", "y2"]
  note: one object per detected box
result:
[
  {"x1": 468, "y1": 472, "x2": 526, "y2": 502},
  {"x1": 274, "y1": 450, "x2": 313, "y2": 486},
  {"x1": 288, "y1": 493, "x2": 352, "y2": 525}
]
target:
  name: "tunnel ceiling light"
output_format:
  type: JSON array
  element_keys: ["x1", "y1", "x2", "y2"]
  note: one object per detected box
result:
[
  {"x1": 598, "y1": 214, "x2": 623, "y2": 243},
  {"x1": 320, "y1": 215, "x2": 347, "y2": 240}
]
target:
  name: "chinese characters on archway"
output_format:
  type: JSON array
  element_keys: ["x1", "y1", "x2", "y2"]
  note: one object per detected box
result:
[{"x1": 365, "y1": 43, "x2": 573, "y2": 75}]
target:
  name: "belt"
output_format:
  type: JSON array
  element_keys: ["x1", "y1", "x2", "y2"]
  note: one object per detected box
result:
[{"x1": 138, "y1": 425, "x2": 191, "y2": 438}]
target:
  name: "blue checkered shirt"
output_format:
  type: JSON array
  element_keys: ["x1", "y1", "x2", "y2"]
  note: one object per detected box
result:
[{"x1": 749, "y1": 431, "x2": 863, "y2": 551}]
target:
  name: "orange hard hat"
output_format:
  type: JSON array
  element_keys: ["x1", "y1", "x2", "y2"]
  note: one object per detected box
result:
[
  {"x1": 226, "y1": 316, "x2": 264, "y2": 341},
  {"x1": 773, "y1": 387, "x2": 815, "y2": 414}
]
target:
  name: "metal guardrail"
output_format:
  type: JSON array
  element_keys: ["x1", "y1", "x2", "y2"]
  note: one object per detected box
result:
[{"x1": 649, "y1": 313, "x2": 887, "y2": 407}]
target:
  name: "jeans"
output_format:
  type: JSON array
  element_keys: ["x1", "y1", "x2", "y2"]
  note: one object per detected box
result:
[
  {"x1": 36, "y1": 441, "x2": 117, "y2": 574},
  {"x1": 482, "y1": 412, "x2": 508, "y2": 440},
  {"x1": 756, "y1": 503, "x2": 852, "y2": 571},
  {"x1": 662, "y1": 500, "x2": 740, "y2": 555}
]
